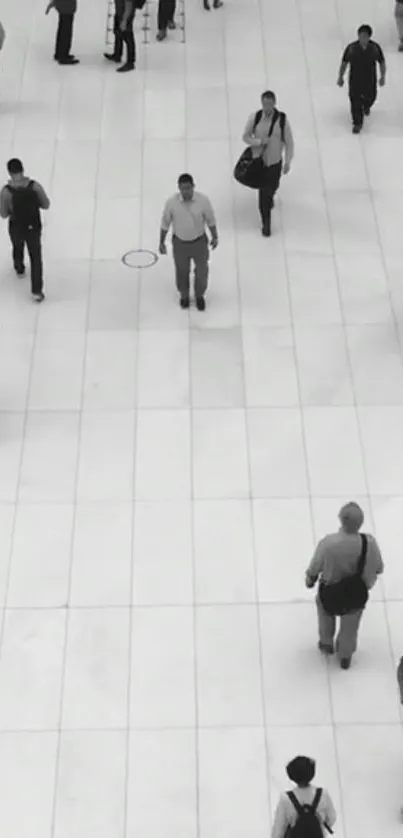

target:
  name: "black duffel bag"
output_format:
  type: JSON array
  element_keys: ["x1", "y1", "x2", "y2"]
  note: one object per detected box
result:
[
  {"x1": 233, "y1": 109, "x2": 286, "y2": 190},
  {"x1": 319, "y1": 534, "x2": 369, "y2": 617}
]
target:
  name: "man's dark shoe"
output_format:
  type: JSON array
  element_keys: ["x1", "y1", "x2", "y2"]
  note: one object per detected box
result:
[
  {"x1": 363, "y1": 105, "x2": 371, "y2": 116},
  {"x1": 167, "y1": 19, "x2": 176, "y2": 28},
  {"x1": 117, "y1": 62, "x2": 135, "y2": 73},
  {"x1": 180, "y1": 297, "x2": 190, "y2": 309},
  {"x1": 203, "y1": 0, "x2": 211, "y2": 8},
  {"x1": 196, "y1": 297, "x2": 206, "y2": 311},
  {"x1": 58, "y1": 56, "x2": 80, "y2": 65},
  {"x1": 262, "y1": 222, "x2": 271, "y2": 237},
  {"x1": 156, "y1": 29, "x2": 167, "y2": 40},
  {"x1": 340, "y1": 657, "x2": 351, "y2": 670},
  {"x1": 213, "y1": 0, "x2": 223, "y2": 6},
  {"x1": 32, "y1": 292, "x2": 45, "y2": 303},
  {"x1": 104, "y1": 52, "x2": 121, "y2": 62},
  {"x1": 318, "y1": 642, "x2": 334, "y2": 655},
  {"x1": 14, "y1": 264, "x2": 25, "y2": 276},
  {"x1": 352, "y1": 124, "x2": 361, "y2": 134}
]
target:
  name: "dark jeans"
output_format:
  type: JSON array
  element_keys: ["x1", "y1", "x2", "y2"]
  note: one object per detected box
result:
[
  {"x1": 172, "y1": 234, "x2": 209, "y2": 299},
  {"x1": 9, "y1": 222, "x2": 43, "y2": 295},
  {"x1": 158, "y1": 0, "x2": 176, "y2": 30},
  {"x1": 113, "y1": 14, "x2": 136, "y2": 64},
  {"x1": 54, "y1": 12, "x2": 75, "y2": 60},
  {"x1": 258, "y1": 161, "x2": 282, "y2": 223},
  {"x1": 349, "y1": 83, "x2": 377, "y2": 128}
]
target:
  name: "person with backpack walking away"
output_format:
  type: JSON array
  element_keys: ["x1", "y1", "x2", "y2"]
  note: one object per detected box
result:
[
  {"x1": 306, "y1": 501, "x2": 384, "y2": 670},
  {"x1": 242, "y1": 90, "x2": 294, "y2": 237},
  {"x1": 271, "y1": 756, "x2": 336, "y2": 838},
  {"x1": 0, "y1": 158, "x2": 50, "y2": 302},
  {"x1": 45, "y1": 0, "x2": 79, "y2": 64}
]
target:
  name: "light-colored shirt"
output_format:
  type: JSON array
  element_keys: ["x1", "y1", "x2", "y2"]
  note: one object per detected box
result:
[
  {"x1": 306, "y1": 530, "x2": 384, "y2": 589},
  {"x1": 271, "y1": 786, "x2": 336, "y2": 838},
  {"x1": 243, "y1": 110, "x2": 294, "y2": 167},
  {"x1": 0, "y1": 178, "x2": 50, "y2": 220},
  {"x1": 161, "y1": 191, "x2": 216, "y2": 241}
]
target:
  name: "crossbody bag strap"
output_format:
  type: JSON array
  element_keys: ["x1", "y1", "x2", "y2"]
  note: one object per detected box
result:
[{"x1": 357, "y1": 533, "x2": 368, "y2": 576}]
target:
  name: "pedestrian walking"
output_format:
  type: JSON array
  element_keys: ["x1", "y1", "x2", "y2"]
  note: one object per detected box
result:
[
  {"x1": 104, "y1": 0, "x2": 140, "y2": 72},
  {"x1": 159, "y1": 173, "x2": 218, "y2": 311},
  {"x1": 306, "y1": 502, "x2": 384, "y2": 670},
  {"x1": 45, "y1": 0, "x2": 79, "y2": 65},
  {"x1": 395, "y1": 0, "x2": 403, "y2": 51},
  {"x1": 271, "y1": 756, "x2": 336, "y2": 838},
  {"x1": 338, "y1": 24, "x2": 386, "y2": 133},
  {"x1": 0, "y1": 158, "x2": 50, "y2": 302},
  {"x1": 157, "y1": 0, "x2": 176, "y2": 40},
  {"x1": 242, "y1": 90, "x2": 294, "y2": 237}
]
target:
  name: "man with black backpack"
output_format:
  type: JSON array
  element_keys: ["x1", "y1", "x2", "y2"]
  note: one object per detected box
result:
[
  {"x1": 242, "y1": 90, "x2": 294, "y2": 237},
  {"x1": 271, "y1": 756, "x2": 336, "y2": 838},
  {"x1": 306, "y1": 502, "x2": 384, "y2": 669},
  {"x1": 0, "y1": 158, "x2": 50, "y2": 302}
]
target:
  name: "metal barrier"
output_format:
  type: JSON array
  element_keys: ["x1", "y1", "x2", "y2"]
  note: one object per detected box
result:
[{"x1": 105, "y1": 0, "x2": 185, "y2": 46}]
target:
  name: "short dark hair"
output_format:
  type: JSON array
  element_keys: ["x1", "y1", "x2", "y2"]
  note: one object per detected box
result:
[
  {"x1": 178, "y1": 173, "x2": 194, "y2": 186},
  {"x1": 357, "y1": 24, "x2": 372, "y2": 36},
  {"x1": 286, "y1": 756, "x2": 316, "y2": 786},
  {"x1": 261, "y1": 90, "x2": 276, "y2": 101},
  {"x1": 7, "y1": 158, "x2": 24, "y2": 175}
]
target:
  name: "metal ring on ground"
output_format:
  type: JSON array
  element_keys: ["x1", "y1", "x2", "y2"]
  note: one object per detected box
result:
[{"x1": 122, "y1": 249, "x2": 158, "y2": 269}]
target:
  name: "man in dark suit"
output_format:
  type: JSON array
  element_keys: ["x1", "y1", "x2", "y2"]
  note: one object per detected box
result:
[{"x1": 46, "y1": 0, "x2": 79, "y2": 64}]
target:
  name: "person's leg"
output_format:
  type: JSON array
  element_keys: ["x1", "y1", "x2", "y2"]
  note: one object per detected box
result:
[
  {"x1": 349, "y1": 86, "x2": 364, "y2": 130},
  {"x1": 395, "y1": 2, "x2": 403, "y2": 47},
  {"x1": 120, "y1": 19, "x2": 136, "y2": 67},
  {"x1": 56, "y1": 13, "x2": 74, "y2": 61},
  {"x1": 192, "y1": 235, "x2": 209, "y2": 302},
  {"x1": 335, "y1": 610, "x2": 364, "y2": 665},
  {"x1": 172, "y1": 237, "x2": 191, "y2": 302},
  {"x1": 316, "y1": 595, "x2": 336, "y2": 652},
  {"x1": 167, "y1": 0, "x2": 176, "y2": 26},
  {"x1": 26, "y1": 229, "x2": 44, "y2": 297},
  {"x1": 364, "y1": 83, "x2": 377, "y2": 113},
  {"x1": 8, "y1": 222, "x2": 25, "y2": 274},
  {"x1": 109, "y1": 14, "x2": 123, "y2": 60}
]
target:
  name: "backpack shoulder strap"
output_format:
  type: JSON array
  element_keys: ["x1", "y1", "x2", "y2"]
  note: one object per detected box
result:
[
  {"x1": 357, "y1": 534, "x2": 368, "y2": 575},
  {"x1": 286, "y1": 791, "x2": 304, "y2": 816},
  {"x1": 252, "y1": 109, "x2": 263, "y2": 132},
  {"x1": 311, "y1": 788, "x2": 322, "y2": 812}
]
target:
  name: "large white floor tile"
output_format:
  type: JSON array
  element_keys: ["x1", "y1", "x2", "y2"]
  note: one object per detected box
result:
[
  {"x1": 194, "y1": 499, "x2": 256, "y2": 603},
  {"x1": 77, "y1": 412, "x2": 135, "y2": 501},
  {"x1": 248, "y1": 408, "x2": 309, "y2": 498},
  {"x1": 303, "y1": 407, "x2": 367, "y2": 496},
  {"x1": 242, "y1": 327, "x2": 299, "y2": 407},
  {"x1": 253, "y1": 499, "x2": 314, "y2": 602},
  {"x1": 0, "y1": 732, "x2": 58, "y2": 838},
  {"x1": 358, "y1": 407, "x2": 403, "y2": 494},
  {"x1": 190, "y1": 328, "x2": 245, "y2": 407},
  {"x1": 71, "y1": 503, "x2": 133, "y2": 606},
  {"x1": 132, "y1": 500, "x2": 193, "y2": 605},
  {"x1": 137, "y1": 330, "x2": 190, "y2": 408},
  {"x1": 192, "y1": 409, "x2": 250, "y2": 499},
  {"x1": 135, "y1": 410, "x2": 191, "y2": 500},
  {"x1": 83, "y1": 331, "x2": 138, "y2": 411},
  {"x1": 19, "y1": 412, "x2": 80, "y2": 502}
]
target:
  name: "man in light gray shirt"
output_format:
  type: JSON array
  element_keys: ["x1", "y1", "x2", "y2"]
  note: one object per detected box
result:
[
  {"x1": 243, "y1": 90, "x2": 294, "y2": 237},
  {"x1": 305, "y1": 501, "x2": 384, "y2": 669},
  {"x1": 159, "y1": 173, "x2": 218, "y2": 311}
]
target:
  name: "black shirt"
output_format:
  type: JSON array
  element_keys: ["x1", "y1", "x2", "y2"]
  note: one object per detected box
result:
[
  {"x1": 342, "y1": 40, "x2": 385, "y2": 86},
  {"x1": 115, "y1": 0, "x2": 135, "y2": 19}
]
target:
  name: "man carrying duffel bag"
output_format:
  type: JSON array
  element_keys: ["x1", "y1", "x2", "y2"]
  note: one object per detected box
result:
[
  {"x1": 305, "y1": 501, "x2": 384, "y2": 670},
  {"x1": 238, "y1": 90, "x2": 294, "y2": 237}
]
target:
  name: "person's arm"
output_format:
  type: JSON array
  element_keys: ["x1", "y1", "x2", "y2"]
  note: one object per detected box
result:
[
  {"x1": 159, "y1": 201, "x2": 172, "y2": 253},
  {"x1": 203, "y1": 198, "x2": 218, "y2": 248},
  {"x1": 377, "y1": 44, "x2": 386, "y2": 85},
  {"x1": 337, "y1": 46, "x2": 350, "y2": 85},
  {"x1": 242, "y1": 113, "x2": 264, "y2": 148},
  {"x1": 397, "y1": 657, "x2": 403, "y2": 704},
  {"x1": 363, "y1": 535, "x2": 384, "y2": 589},
  {"x1": 305, "y1": 539, "x2": 326, "y2": 587},
  {"x1": 45, "y1": 0, "x2": 56, "y2": 14},
  {"x1": 322, "y1": 790, "x2": 337, "y2": 832},
  {"x1": 271, "y1": 796, "x2": 289, "y2": 838},
  {"x1": 282, "y1": 119, "x2": 294, "y2": 174},
  {"x1": 0, "y1": 186, "x2": 11, "y2": 219},
  {"x1": 33, "y1": 182, "x2": 51, "y2": 210}
]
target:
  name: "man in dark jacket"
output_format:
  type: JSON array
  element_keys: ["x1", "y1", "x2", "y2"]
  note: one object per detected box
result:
[
  {"x1": 46, "y1": 0, "x2": 79, "y2": 64},
  {"x1": 104, "y1": 0, "x2": 136, "y2": 73},
  {"x1": 337, "y1": 24, "x2": 386, "y2": 133},
  {"x1": 0, "y1": 158, "x2": 50, "y2": 302}
]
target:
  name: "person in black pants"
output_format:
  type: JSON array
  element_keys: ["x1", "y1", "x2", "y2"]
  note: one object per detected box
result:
[
  {"x1": 46, "y1": 0, "x2": 79, "y2": 64},
  {"x1": 0, "y1": 158, "x2": 50, "y2": 302},
  {"x1": 104, "y1": 0, "x2": 136, "y2": 73},
  {"x1": 338, "y1": 24, "x2": 386, "y2": 134},
  {"x1": 157, "y1": 0, "x2": 176, "y2": 41}
]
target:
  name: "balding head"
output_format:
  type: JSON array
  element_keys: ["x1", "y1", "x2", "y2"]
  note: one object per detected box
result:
[{"x1": 339, "y1": 502, "x2": 364, "y2": 534}]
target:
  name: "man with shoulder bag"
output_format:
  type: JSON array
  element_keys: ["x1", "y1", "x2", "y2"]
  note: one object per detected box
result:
[
  {"x1": 241, "y1": 90, "x2": 294, "y2": 237},
  {"x1": 305, "y1": 501, "x2": 384, "y2": 670}
]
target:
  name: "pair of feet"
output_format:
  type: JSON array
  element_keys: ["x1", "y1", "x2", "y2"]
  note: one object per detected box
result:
[
  {"x1": 14, "y1": 265, "x2": 45, "y2": 302},
  {"x1": 352, "y1": 104, "x2": 371, "y2": 133},
  {"x1": 180, "y1": 296, "x2": 205, "y2": 311},
  {"x1": 104, "y1": 54, "x2": 135, "y2": 72},
  {"x1": 203, "y1": 0, "x2": 223, "y2": 8},
  {"x1": 54, "y1": 54, "x2": 79, "y2": 64},
  {"x1": 157, "y1": 19, "x2": 176, "y2": 40},
  {"x1": 318, "y1": 642, "x2": 351, "y2": 669}
]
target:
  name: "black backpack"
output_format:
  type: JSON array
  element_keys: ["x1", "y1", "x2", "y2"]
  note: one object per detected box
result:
[
  {"x1": 7, "y1": 180, "x2": 41, "y2": 231},
  {"x1": 286, "y1": 789, "x2": 326, "y2": 838},
  {"x1": 253, "y1": 108, "x2": 286, "y2": 142},
  {"x1": 319, "y1": 534, "x2": 369, "y2": 617}
]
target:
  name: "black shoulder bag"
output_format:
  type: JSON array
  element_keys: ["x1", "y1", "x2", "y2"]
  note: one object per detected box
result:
[{"x1": 319, "y1": 534, "x2": 369, "y2": 617}]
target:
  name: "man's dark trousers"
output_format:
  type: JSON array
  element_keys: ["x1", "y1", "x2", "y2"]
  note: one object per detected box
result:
[
  {"x1": 113, "y1": 13, "x2": 136, "y2": 64},
  {"x1": 258, "y1": 161, "x2": 282, "y2": 225},
  {"x1": 158, "y1": 0, "x2": 176, "y2": 30},
  {"x1": 349, "y1": 83, "x2": 377, "y2": 128},
  {"x1": 9, "y1": 222, "x2": 43, "y2": 295},
  {"x1": 54, "y1": 13, "x2": 74, "y2": 60}
]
